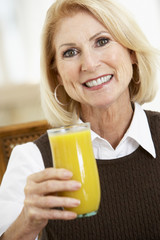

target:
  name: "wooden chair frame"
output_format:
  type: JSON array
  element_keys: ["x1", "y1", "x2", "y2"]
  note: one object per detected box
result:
[{"x1": 0, "y1": 120, "x2": 50, "y2": 183}]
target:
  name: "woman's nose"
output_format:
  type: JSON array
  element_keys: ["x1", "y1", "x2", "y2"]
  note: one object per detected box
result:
[{"x1": 81, "y1": 50, "x2": 100, "y2": 72}]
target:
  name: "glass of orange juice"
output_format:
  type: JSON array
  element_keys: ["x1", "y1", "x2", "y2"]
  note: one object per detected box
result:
[{"x1": 47, "y1": 122, "x2": 101, "y2": 218}]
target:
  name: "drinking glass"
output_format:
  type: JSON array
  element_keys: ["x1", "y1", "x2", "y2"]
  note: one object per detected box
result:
[{"x1": 47, "y1": 122, "x2": 101, "y2": 218}]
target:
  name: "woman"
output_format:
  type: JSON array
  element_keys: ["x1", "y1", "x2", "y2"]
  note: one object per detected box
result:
[{"x1": 0, "y1": 0, "x2": 160, "y2": 239}]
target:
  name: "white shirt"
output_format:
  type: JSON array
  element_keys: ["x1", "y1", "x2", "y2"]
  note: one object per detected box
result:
[{"x1": 0, "y1": 103, "x2": 156, "y2": 237}]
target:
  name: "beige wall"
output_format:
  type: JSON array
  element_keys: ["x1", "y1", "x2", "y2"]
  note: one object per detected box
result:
[{"x1": 0, "y1": 84, "x2": 45, "y2": 126}]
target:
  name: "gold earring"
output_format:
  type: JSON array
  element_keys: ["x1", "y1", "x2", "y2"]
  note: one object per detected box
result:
[{"x1": 54, "y1": 84, "x2": 66, "y2": 105}]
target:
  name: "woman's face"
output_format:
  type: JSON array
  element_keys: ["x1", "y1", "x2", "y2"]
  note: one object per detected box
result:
[{"x1": 54, "y1": 11, "x2": 135, "y2": 109}]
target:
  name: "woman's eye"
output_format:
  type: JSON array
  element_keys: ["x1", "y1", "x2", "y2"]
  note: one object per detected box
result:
[
  {"x1": 96, "y1": 38, "x2": 109, "y2": 47},
  {"x1": 63, "y1": 49, "x2": 78, "y2": 58}
]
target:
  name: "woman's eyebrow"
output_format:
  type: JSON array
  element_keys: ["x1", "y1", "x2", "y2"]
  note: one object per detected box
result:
[
  {"x1": 89, "y1": 31, "x2": 108, "y2": 41},
  {"x1": 59, "y1": 43, "x2": 77, "y2": 49},
  {"x1": 58, "y1": 31, "x2": 108, "y2": 49}
]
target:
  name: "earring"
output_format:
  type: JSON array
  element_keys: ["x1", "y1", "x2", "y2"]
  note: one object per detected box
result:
[{"x1": 54, "y1": 84, "x2": 67, "y2": 106}]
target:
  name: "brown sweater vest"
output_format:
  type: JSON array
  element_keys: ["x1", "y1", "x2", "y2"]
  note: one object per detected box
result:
[{"x1": 35, "y1": 110, "x2": 160, "y2": 240}]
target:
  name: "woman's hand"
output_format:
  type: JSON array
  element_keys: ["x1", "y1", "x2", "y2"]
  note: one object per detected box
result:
[
  {"x1": 22, "y1": 168, "x2": 81, "y2": 234},
  {"x1": 1, "y1": 168, "x2": 81, "y2": 240}
]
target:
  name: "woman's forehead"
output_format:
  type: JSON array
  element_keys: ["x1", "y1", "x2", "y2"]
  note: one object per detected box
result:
[{"x1": 54, "y1": 11, "x2": 108, "y2": 42}]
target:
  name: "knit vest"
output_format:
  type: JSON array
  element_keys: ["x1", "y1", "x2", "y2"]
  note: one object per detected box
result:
[{"x1": 35, "y1": 110, "x2": 160, "y2": 240}]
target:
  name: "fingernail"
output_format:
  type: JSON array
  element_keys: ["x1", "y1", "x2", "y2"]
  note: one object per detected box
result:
[
  {"x1": 67, "y1": 212, "x2": 77, "y2": 219},
  {"x1": 72, "y1": 182, "x2": 81, "y2": 190},
  {"x1": 72, "y1": 199, "x2": 81, "y2": 207},
  {"x1": 63, "y1": 171, "x2": 73, "y2": 178}
]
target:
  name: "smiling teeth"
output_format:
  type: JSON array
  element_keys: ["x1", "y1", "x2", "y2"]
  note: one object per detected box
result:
[{"x1": 85, "y1": 75, "x2": 112, "y2": 88}]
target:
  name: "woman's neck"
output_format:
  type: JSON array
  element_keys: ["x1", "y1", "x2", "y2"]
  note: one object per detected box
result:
[{"x1": 80, "y1": 101, "x2": 134, "y2": 149}]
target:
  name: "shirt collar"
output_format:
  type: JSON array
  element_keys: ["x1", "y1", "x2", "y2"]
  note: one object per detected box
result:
[
  {"x1": 79, "y1": 102, "x2": 156, "y2": 158},
  {"x1": 125, "y1": 102, "x2": 156, "y2": 158}
]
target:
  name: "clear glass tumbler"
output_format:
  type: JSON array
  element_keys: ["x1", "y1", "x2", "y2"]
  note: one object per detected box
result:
[{"x1": 47, "y1": 122, "x2": 101, "y2": 218}]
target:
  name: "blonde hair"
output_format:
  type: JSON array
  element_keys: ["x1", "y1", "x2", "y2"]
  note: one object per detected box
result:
[{"x1": 40, "y1": 0, "x2": 159, "y2": 127}]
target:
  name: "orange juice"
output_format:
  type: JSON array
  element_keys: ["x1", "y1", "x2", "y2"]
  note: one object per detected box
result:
[{"x1": 48, "y1": 123, "x2": 101, "y2": 217}]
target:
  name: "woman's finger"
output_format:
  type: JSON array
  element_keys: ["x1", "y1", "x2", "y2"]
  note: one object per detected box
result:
[
  {"x1": 25, "y1": 179, "x2": 81, "y2": 195},
  {"x1": 25, "y1": 206, "x2": 78, "y2": 222},
  {"x1": 28, "y1": 168, "x2": 73, "y2": 183},
  {"x1": 25, "y1": 195, "x2": 81, "y2": 209}
]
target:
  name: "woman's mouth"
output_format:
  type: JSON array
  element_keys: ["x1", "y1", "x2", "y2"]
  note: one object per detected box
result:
[{"x1": 84, "y1": 74, "x2": 113, "y2": 88}]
